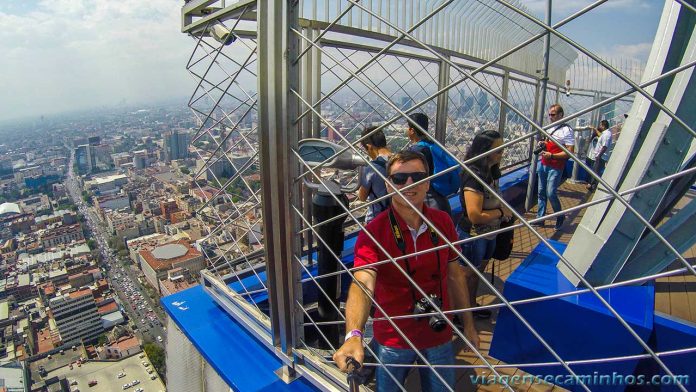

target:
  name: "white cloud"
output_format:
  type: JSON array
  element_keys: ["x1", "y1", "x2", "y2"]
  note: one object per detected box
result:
[
  {"x1": 608, "y1": 42, "x2": 653, "y2": 62},
  {"x1": 0, "y1": 0, "x2": 195, "y2": 121}
]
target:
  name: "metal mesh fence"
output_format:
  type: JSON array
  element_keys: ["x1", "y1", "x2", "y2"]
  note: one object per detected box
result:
[{"x1": 181, "y1": 1, "x2": 696, "y2": 391}]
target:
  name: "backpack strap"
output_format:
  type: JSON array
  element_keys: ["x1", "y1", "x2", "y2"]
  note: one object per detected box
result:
[{"x1": 367, "y1": 157, "x2": 389, "y2": 211}]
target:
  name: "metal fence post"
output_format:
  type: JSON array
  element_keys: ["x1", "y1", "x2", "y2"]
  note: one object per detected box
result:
[
  {"x1": 525, "y1": 0, "x2": 551, "y2": 212},
  {"x1": 257, "y1": 0, "x2": 302, "y2": 379},
  {"x1": 497, "y1": 70, "x2": 510, "y2": 137},
  {"x1": 435, "y1": 55, "x2": 451, "y2": 143}
]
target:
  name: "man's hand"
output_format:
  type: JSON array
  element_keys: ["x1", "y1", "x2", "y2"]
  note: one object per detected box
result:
[
  {"x1": 333, "y1": 337, "x2": 364, "y2": 373},
  {"x1": 464, "y1": 325, "x2": 480, "y2": 351},
  {"x1": 501, "y1": 205, "x2": 514, "y2": 219}
]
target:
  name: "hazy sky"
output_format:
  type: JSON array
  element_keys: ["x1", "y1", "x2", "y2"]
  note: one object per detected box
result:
[{"x1": 0, "y1": 0, "x2": 663, "y2": 123}]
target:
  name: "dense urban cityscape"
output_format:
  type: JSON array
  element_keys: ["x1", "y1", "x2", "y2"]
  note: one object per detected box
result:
[{"x1": 0, "y1": 86, "x2": 539, "y2": 391}]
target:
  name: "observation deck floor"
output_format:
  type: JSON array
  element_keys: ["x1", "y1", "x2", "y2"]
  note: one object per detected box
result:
[{"x1": 447, "y1": 182, "x2": 696, "y2": 391}]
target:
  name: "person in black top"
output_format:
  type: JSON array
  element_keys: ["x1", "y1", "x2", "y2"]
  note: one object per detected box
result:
[{"x1": 458, "y1": 130, "x2": 512, "y2": 319}]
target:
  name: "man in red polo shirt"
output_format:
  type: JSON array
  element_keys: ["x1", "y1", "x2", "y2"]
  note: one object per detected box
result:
[{"x1": 333, "y1": 151, "x2": 478, "y2": 391}]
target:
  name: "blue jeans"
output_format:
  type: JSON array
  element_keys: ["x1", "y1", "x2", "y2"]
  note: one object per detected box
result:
[
  {"x1": 537, "y1": 164, "x2": 563, "y2": 218},
  {"x1": 375, "y1": 341, "x2": 455, "y2": 392},
  {"x1": 585, "y1": 157, "x2": 606, "y2": 187},
  {"x1": 457, "y1": 228, "x2": 496, "y2": 268}
]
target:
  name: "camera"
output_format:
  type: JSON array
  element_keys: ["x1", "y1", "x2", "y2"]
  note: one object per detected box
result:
[
  {"x1": 413, "y1": 294, "x2": 447, "y2": 332},
  {"x1": 533, "y1": 142, "x2": 546, "y2": 155}
]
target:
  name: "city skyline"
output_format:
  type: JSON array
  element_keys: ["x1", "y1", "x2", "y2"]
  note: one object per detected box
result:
[{"x1": 0, "y1": 0, "x2": 662, "y2": 123}]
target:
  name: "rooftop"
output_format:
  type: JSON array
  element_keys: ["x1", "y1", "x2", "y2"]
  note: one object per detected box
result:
[
  {"x1": 151, "y1": 243, "x2": 188, "y2": 260},
  {"x1": 110, "y1": 335, "x2": 139, "y2": 351},
  {"x1": 0, "y1": 202, "x2": 20, "y2": 216},
  {"x1": 84, "y1": 173, "x2": 128, "y2": 186},
  {"x1": 97, "y1": 301, "x2": 118, "y2": 315},
  {"x1": 67, "y1": 288, "x2": 93, "y2": 300},
  {"x1": 160, "y1": 277, "x2": 198, "y2": 295},
  {"x1": 36, "y1": 327, "x2": 57, "y2": 354},
  {"x1": 43, "y1": 352, "x2": 164, "y2": 392},
  {"x1": 139, "y1": 240, "x2": 201, "y2": 271},
  {"x1": 0, "y1": 301, "x2": 8, "y2": 321}
]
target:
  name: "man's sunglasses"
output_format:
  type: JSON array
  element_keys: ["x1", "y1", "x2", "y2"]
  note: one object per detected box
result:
[{"x1": 389, "y1": 172, "x2": 428, "y2": 185}]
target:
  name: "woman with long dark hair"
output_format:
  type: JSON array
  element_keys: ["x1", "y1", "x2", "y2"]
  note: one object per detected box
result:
[{"x1": 458, "y1": 130, "x2": 512, "y2": 319}]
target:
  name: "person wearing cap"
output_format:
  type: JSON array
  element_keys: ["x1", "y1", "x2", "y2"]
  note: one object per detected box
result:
[{"x1": 405, "y1": 112, "x2": 453, "y2": 216}]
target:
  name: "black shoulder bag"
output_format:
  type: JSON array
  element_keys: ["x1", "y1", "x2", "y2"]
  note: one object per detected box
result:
[{"x1": 492, "y1": 217, "x2": 516, "y2": 260}]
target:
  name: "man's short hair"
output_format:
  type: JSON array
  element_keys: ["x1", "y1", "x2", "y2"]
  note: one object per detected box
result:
[
  {"x1": 600, "y1": 119, "x2": 610, "y2": 129},
  {"x1": 360, "y1": 126, "x2": 387, "y2": 148},
  {"x1": 386, "y1": 151, "x2": 429, "y2": 175},
  {"x1": 549, "y1": 104, "x2": 564, "y2": 116},
  {"x1": 407, "y1": 113, "x2": 429, "y2": 139}
]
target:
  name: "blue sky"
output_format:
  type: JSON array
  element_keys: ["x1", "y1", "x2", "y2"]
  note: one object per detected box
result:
[
  {"x1": 0, "y1": 0, "x2": 664, "y2": 123},
  {"x1": 521, "y1": 0, "x2": 662, "y2": 60}
]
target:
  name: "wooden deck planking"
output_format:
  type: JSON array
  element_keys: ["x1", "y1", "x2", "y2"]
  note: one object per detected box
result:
[
  {"x1": 668, "y1": 273, "x2": 692, "y2": 321},
  {"x1": 654, "y1": 275, "x2": 672, "y2": 315},
  {"x1": 450, "y1": 183, "x2": 695, "y2": 392},
  {"x1": 682, "y1": 273, "x2": 696, "y2": 322}
]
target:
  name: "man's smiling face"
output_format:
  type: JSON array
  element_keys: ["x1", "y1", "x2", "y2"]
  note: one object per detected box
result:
[{"x1": 387, "y1": 158, "x2": 429, "y2": 210}]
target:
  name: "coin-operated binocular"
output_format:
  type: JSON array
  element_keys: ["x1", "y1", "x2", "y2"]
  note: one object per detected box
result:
[{"x1": 298, "y1": 139, "x2": 366, "y2": 349}]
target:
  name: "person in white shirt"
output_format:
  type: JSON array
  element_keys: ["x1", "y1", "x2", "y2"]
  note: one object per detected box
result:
[
  {"x1": 534, "y1": 104, "x2": 575, "y2": 230},
  {"x1": 585, "y1": 120, "x2": 612, "y2": 191}
]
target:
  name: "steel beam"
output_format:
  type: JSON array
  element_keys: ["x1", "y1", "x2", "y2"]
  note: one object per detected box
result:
[
  {"x1": 561, "y1": 1, "x2": 696, "y2": 286},
  {"x1": 497, "y1": 70, "x2": 510, "y2": 137},
  {"x1": 618, "y1": 192, "x2": 696, "y2": 281},
  {"x1": 257, "y1": 0, "x2": 303, "y2": 371},
  {"x1": 435, "y1": 56, "x2": 451, "y2": 143},
  {"x1": 524, "y1": 0, "x2": 552, "y2": 212}
]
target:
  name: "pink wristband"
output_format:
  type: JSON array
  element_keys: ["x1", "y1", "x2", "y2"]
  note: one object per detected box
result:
[{"x1": 344, "y1": 329, "x2": 363, "y2": 342}]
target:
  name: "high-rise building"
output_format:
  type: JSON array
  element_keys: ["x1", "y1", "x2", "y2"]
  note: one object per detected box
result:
[
  {"x1": 400, "y1": 96, "x2": 414, "y2": 110},
  {"x1": 133, "y1": 150, "x2": 149, "y2": 169},
  {"x1": 49, "y1": 289, "x2": 103, "y2": 343},
  {"x1": 164, "y1": 130, "x2": 190, "y2": 161},
  {"x1": 75, "y1": 144, "x2": 96, "y2": 174}
]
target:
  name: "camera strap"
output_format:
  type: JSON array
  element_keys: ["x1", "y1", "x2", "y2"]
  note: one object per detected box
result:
[
  {"x1": 387, "y1": 207, "x2": 444, "y2": 305},
  {"x1": 543, "y1": 123, "x2": 568, "y2": 141}
]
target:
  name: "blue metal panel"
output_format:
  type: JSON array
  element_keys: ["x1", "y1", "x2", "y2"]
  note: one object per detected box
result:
[
  {"x1": 228, "y1": 234, "x2": 360, "y2": 307},
  {"x1": 651, "y1": 313, "x2": 696, "y2": 391},
  {"x1": 162, "y1": 286, "x2": 318, "y2": 391},
  {"x1": 490, "y1": 241, "x2": 655, "y2": 392}
]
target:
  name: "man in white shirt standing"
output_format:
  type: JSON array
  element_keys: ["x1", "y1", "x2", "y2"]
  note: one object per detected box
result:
[
  {"x1": 585, "y1": 119, "x2": 612, "y2": 191},
  {"x1": 534, "y1": 104, "x2": 575, "y2": 230}
]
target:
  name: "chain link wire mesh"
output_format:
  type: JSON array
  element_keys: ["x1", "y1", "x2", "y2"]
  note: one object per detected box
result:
[{"x1": 181, "y1": 1, "x2": 696, "y2": 391}]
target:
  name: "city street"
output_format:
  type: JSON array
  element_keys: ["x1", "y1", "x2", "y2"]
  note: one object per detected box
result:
[{"x1": 66, "y1": 151, "x2": 166, "y2": 349}]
